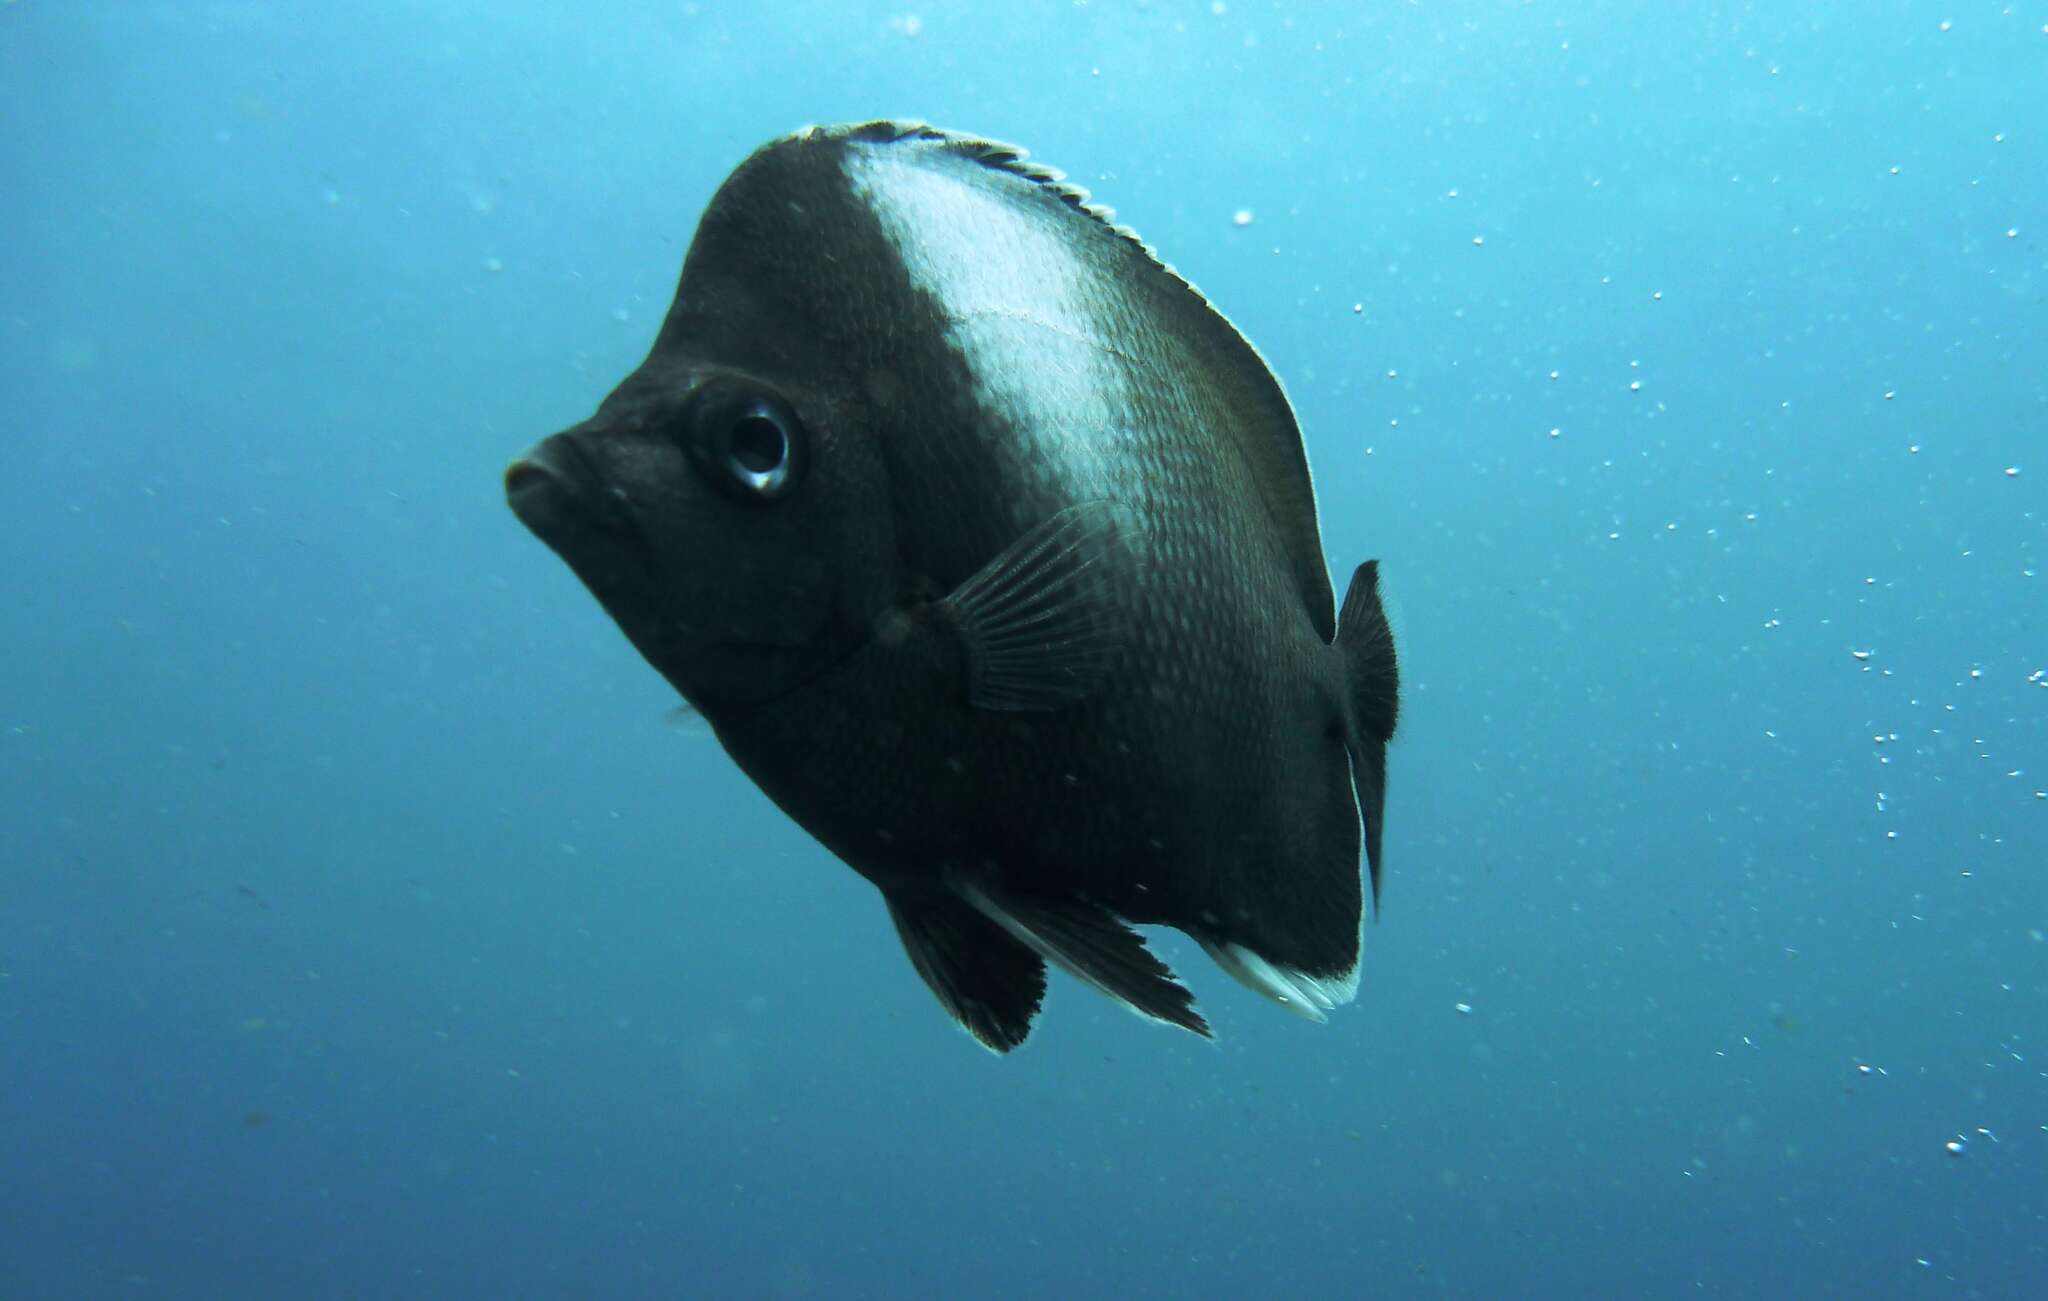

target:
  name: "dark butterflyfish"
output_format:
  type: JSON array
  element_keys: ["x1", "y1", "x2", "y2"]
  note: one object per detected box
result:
[{"x1": 505, "y1": 121, "x2": 1400, "y2": 1052}]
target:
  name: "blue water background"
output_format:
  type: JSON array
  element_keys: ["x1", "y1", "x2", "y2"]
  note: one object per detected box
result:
[{"x1": 4, "y1": 2, "x2": 2044, "y2": 1296}]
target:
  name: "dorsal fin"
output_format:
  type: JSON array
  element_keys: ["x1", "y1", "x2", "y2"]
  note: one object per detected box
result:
[{"x1": 796, "y1": 120, "x2": 1339, "y2": 642}]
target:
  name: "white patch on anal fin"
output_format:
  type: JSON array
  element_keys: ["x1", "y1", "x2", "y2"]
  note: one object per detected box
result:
[
  {"x1": 957, "y1": 884, "x2": 1183, "y2": 1030},
  {"x1": 1207, "y1": 742, "x2": 1368, "y2": 1022},
  {"x1": 1198, "y1": 939, "x2": 1358, "y2": 1024}
]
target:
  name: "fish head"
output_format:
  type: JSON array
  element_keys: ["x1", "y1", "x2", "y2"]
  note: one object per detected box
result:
[
  {"x1": 506, "y1": 127, "x2": 994, "y2": 718},
  {"x1": 506, "y1": 355, "x2": 874, "y2": 712}
]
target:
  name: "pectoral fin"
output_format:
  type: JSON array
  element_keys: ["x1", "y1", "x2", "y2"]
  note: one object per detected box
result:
[{"x1": 937, "y1": 501, "x2": 1134, "y2": 710}]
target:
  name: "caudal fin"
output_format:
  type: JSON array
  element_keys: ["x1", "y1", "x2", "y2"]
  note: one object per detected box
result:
[{"x1": 1337, "y1": 560, "x2": 1399, "y2": 907}]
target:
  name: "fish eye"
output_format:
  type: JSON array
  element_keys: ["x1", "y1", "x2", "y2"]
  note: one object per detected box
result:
[
  {"x1": 729, "y1": 414, "x2": 787, "y2": 477},
  {"x1": 685, "y1": 385, "x2": 807, "y2": 503}
]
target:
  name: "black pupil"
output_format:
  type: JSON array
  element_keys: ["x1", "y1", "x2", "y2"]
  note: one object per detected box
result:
[{"x1": 730, "y1": 414, "x2": 785, "y2": 475}]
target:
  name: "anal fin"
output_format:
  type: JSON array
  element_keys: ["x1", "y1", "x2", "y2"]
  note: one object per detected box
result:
[
  {"x1": 1198, "y1": 938, "x2": 1358, "y2": 1023},
  {"x1": 887, "y1": 891, "x2": 1047, "y2": 1053},
  {"x1": 960, "y1": 883, "x2": 1210, "y2": 1039}
]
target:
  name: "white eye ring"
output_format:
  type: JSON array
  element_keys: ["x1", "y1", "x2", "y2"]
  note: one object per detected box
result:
[{"x1": 727, "y1": 413, "x2": 791, "y2": 494}]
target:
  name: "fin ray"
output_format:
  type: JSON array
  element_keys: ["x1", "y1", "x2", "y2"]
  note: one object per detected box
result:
[
  {"x1": 938, "y1": 501, "x2": 1131, "y2": 710},
  {"x1": 887, "y1": 892, "x2": 1047, "y2": 1053},
  {"x1": 960, "y1": 883, "x2": 1210, "y2": 1039},
  {"x1": 1199, "y1": 938, "x2": 1358, "y2": 1022}
]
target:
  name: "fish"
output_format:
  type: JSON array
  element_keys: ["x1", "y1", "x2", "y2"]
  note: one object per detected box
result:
[{"x1": 505, "y1": 121, "x2": 1400, "y2": 1052}]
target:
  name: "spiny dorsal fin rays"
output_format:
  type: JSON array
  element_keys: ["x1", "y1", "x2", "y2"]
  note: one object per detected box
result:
[{"x1": 804, "y1": 121, "x2": 1190, "y2": 328}]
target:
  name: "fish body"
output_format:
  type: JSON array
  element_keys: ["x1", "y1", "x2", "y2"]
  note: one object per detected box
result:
[{"x1": 507, "y1": 122, "x2": 1399, "y2": 1050}]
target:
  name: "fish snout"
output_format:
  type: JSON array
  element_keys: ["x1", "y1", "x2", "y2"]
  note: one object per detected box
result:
[{"x1": 505, "y1": 434, "x2": 588, "y2": 539}]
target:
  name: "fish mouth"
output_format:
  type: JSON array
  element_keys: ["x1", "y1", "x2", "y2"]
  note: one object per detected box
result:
[
  {"x1": 506, "y1": 429, "x2": 657, "y2": 613},
  {"x1": 504, "y1": 433, "x2": 595, "y2": 542},
  {"x1": 506, "y1": 431, "x2": 649, "y2": 555}
]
